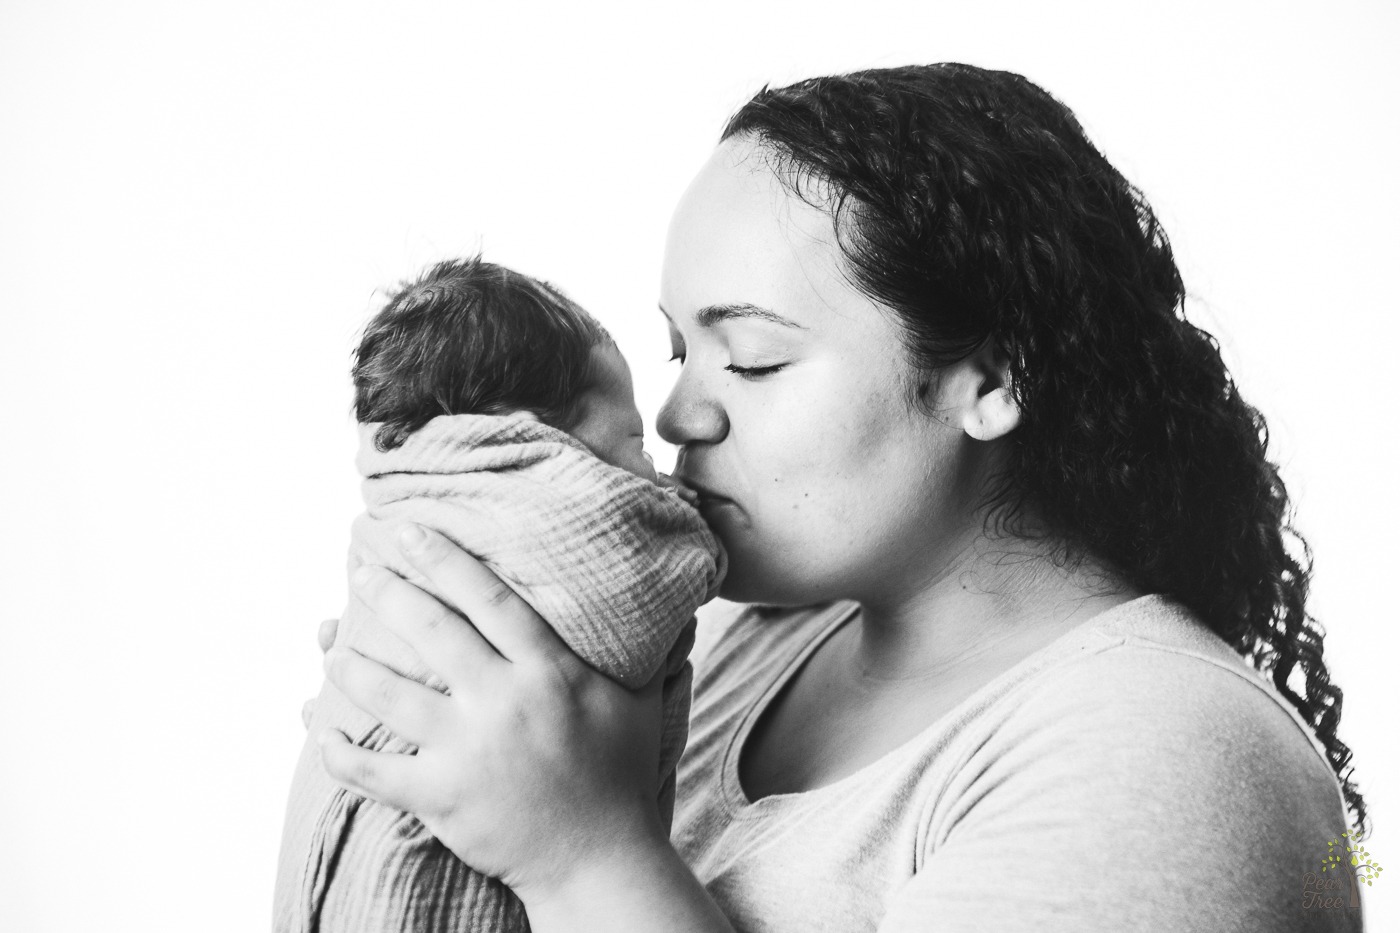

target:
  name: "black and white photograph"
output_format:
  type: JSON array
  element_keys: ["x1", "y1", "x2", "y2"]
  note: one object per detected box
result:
[{"x1": 1, "y1": 2, "x2": 1395, "y2": 930}]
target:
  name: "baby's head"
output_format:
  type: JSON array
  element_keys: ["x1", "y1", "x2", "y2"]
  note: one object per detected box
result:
[{"x1": 352, "y1": 256, "x2": 656, "y2": 482}]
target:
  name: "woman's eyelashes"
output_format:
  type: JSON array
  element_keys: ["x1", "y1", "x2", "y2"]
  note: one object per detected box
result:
[{"x1": 724, "y1": 362, "x2": 787, "y2": 379}]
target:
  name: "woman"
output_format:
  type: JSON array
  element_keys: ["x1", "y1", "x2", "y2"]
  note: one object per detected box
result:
[{"x1": 315, "y1": 64, "x2": 1364, "y2": 931}]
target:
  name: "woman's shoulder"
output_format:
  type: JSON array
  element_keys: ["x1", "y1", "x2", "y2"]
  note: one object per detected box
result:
[
  {"x1": 897, "y1": 596, "x2": 1354, "y2": 931},
  {"x1": 934, "y1": 594, "x2": 1350, "y2": 872},
  {"x1": 989, "y1": 594, "x2": 1343, "y2": 793},
  {"x1": 1023, "y1": 595, "x2": 1336, "y2": 761}
]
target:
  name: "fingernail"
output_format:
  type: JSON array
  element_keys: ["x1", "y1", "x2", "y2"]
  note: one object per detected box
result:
[
  {"x1": 352, "y1": 565, "x2": 375, "y2": 587},
  {"x1": 399, "y1": 524, "x2": 428, "y2": 553}
]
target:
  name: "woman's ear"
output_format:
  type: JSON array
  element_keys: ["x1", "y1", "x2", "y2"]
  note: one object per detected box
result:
[
  {"x1": 505, "y1": 409, "x2": 542, "y2": 424},
  {"x1": 959, "y1": 343, "x2": 1021, "y2": 441},
  {"x1": 964, "y1": 387, "x2": 1019, "y2": 441}
]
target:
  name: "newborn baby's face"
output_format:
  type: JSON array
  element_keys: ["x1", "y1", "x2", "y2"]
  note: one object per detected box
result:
[{"x1": 567, "y1": 343, "x2": 658, "y2": 483}]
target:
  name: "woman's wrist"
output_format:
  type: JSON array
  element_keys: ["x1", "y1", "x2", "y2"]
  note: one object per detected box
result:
[
  {"x1": 513, "y1": 804, "x2": 666, "y2": 908},
  {"x1": 522, "y1": 825, "x2": 735, "y2": 933}
]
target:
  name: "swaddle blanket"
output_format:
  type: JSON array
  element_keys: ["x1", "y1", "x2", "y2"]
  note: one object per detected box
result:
[{"x1": 274, "y1": 413, "x2": 726, "y2": 933}]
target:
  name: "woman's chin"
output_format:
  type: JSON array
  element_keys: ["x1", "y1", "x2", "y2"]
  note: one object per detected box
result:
[{"x1": 715, "y1": 549, "x2": 831, "y2": 608}]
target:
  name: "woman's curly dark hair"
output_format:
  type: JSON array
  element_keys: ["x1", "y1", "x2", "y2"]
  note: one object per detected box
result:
[{"x1": 724, "y1": 63, "x2": 1366, "y2": 833}]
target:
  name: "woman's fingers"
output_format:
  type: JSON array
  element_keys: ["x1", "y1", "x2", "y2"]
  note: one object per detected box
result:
[
  {"x1": 304, "y1": 618, "x2": 340, "y2": 730},
  {"x1": 323, "y1": 646, "x2": 449, "y2": 747},
  {"x1": 317, "y1": 729, "x2": 420, "y2": 814},
  {"x1": 395, "y1": 525, "x2": 570, "y2": 666},
  {"x1": 350, "y1": 563, "x2": 497, "y2": 688},
  {"x1": 317, "y1": 617, "x2": 339, "y2": 654}
]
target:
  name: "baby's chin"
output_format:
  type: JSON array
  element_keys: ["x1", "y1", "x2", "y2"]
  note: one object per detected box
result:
[
  {"x1": 624, "y1": 458, "x2": 660, "y2": 485},
  {"x1": 615, "y1": 449, "x2": 658, "y2": 485},
  {"x1": 589, "y1": 447, "x2": 658, "y2": 484}
]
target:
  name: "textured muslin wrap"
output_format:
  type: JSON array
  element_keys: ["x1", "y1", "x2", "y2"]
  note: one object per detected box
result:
[{"x1": 274, "y1": 414, "x2": 726, "y2": 933}]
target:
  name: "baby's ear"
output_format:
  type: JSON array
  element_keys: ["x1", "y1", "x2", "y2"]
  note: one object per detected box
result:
[{"x1": 505, "y1": 409, "x2": 542, "y2": 423}]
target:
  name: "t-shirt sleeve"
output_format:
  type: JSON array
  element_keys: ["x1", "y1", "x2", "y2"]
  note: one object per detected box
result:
[{"x1": 875, "y1": 646, "x2": 1358, "y2": 933}]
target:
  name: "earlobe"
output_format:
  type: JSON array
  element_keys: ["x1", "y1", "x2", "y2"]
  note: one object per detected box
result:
[
  {"x1": 963, "y1": 386, "x2": 1020, "y2": 441},
  {"x1": 958, "y1": 342, "x2": 1020, "y2": 441}
]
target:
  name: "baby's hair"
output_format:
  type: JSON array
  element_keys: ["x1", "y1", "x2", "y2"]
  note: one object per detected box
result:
[{"x1": 353, "y1": 255, "x2": 612, "y2": 451}]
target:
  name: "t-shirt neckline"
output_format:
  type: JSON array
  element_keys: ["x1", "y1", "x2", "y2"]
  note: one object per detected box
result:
[{"x1": 719, "y1": 594, "x2": 1166, "y2": 815}]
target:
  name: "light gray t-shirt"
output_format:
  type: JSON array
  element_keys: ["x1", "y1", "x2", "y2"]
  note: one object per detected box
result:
[{"x1": 673, "y1": 596, "x2": 1361, "y2": 932}]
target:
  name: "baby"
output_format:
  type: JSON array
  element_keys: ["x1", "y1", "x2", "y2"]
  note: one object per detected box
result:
[{"x1": 273, "y1": 257, "x2": 726, "y2": 933}]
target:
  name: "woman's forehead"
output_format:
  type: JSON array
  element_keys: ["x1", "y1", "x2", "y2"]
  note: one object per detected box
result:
[{"x1": 660, "y1": 139, "x2": 866, "y2": 331}]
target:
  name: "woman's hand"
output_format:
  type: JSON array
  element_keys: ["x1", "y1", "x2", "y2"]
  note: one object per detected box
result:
[
  {"x1": 315, "y1": 616, "x2": 338, "y2": 654},
  {"x1": 315, "y1": 524, "x2": 671, "y2": 904}
]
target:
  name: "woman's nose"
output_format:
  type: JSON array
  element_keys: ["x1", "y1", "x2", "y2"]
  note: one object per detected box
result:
[{"x1": 657, "y1": 369, "x2": 728, "y2": 446}]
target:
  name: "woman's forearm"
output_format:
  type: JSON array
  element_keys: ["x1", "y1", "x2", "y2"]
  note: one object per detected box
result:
[{"x1": 523, "y1": 831, "x2": 736, "y2": 933}]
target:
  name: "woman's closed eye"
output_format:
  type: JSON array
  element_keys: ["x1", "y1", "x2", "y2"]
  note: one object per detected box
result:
[
  {"x1": 724, "y1": 362, "x2": 787, "y2": 379},
  {"x1": 666, "y1": 343, "x2": 788, "y2": 378}
]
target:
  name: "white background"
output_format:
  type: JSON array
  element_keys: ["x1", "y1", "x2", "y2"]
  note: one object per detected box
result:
[{"x1": 1, "y1": 1, "x2": 1395, "y2": 929}]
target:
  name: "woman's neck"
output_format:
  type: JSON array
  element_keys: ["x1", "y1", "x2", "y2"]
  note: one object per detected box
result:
[{"x1": 851, "y1": 532, "x2": 1138, "y2": 683}]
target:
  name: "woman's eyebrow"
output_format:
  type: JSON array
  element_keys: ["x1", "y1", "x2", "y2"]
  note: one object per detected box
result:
[{"x1": 657, "y1": 302, "x2": 805, "y2": 329}]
